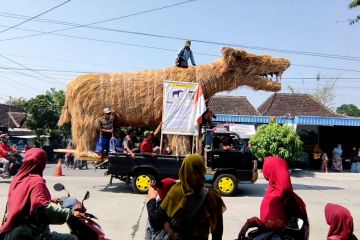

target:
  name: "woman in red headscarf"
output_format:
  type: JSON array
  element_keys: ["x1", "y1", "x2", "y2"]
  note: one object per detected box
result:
[
  {"x1": 325, "y1": 203, "x2": 358, "y2": 240},
  {"x1": 0, "y1": 148, "x2": 80, "y2": 240},
  {"x1": 238, "y1": 156, "x2": 309, "y2": 240},
  {"x1": 146, "y1": 178, "x2": 177, "y2": 240}
]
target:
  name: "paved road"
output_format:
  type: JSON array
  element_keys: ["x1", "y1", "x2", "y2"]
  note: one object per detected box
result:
[{"x1": 1, "y1": 165, "x2": 359, "y2": 240}]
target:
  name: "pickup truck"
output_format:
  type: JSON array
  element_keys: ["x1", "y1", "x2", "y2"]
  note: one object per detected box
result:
[{"x1": 107, "y1": 129, "x2": 258, "y2": 196}]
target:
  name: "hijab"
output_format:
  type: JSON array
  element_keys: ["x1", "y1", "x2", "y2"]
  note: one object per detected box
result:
[
  {"x1": 0, "y1": 148, "x2": 51, "y2": 233},
  {"x1": 160, "y1": 154, "x2": 224, "y2": 232},
  {"x1": 157, "y1": 178, "x2": 176, "y2": 201},
  {"x1": 260, "y1": 156, "x2": 307, "y2": 221},
  {"x1": 160, "y1": 154, "x2": 206, "y2": 218},
  {"x1": 325, "y1": 203, "x2": 355, "y2": 240}
]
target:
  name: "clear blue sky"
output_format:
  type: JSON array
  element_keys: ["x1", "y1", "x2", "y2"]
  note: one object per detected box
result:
[{"x1": 0, "y1": 0, "x2": 359, "y2": 110}]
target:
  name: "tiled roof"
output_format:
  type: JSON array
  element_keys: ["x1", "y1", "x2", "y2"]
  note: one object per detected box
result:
[
  {"x1": 0, "y1": 104, "x2": 26, "y2": 128},
  {"x1": 8, "y1": 112, "x2": 27, "y2": 128},
  {"x1": 258, "y1": 93, "x2": 339, "y2": 117},
  {"x1": 208, "y1": 96, "x2": 259, "y2": 116}
]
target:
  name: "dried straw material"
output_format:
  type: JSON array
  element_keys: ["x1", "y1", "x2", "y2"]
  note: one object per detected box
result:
[{"x1": 59, "y1": 47, "x2": 290, "y2": 156}]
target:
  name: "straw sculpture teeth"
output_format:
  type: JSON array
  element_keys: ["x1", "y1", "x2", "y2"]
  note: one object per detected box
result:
[{"x1": 58, "y1": 47, "x2": 290, "y2": 156}]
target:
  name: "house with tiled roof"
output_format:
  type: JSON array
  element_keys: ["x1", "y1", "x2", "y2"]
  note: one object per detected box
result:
[
  {"x1": 0, "y1": 104, "x2": 27, "y2": 129},
  {"x1": 258, "y1": 93, "x2": 338, "y2": 117},
  {"x1": 209, "y1": 93, "x2": 360, "y2": 167},
  {"x1": 207, "y1": 96, "x2": 263, "y2": 138},
  {"x1": 208, "y1": 96, "x2": 259, "y2": 116}
]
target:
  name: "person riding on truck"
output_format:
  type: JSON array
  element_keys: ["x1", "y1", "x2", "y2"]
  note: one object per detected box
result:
[
  {"x1": 140, "y1": 131, "x2": 157, "y2": 157},
  {"x1": 95, "y1": 108, "x2": 114, "y2": 160},
  {"x1": 175, "y1": 40, "x2": 196, "y2": 68},
  {"x1": 109, "y1": 129, "x2": 124, "y2": 154},
  {"x1": 0, "y1": 134, "x2": 16, "y2": 178},
  {"x1": 123, "y1": 128, "x2": 139, "y2": 158}
]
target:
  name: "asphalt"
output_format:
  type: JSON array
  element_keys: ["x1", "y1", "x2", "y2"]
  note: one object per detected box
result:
[{"x1": 1, "y1": 164, "x2": 359, "y2": 240}]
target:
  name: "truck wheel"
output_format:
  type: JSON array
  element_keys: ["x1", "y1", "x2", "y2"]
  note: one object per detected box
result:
[
  {"x1": 132, "y1": 173, "x2": 154, "y2": 194},
  {"x1": 214, "y1": 174, "x2": 238, "y2": 196}
]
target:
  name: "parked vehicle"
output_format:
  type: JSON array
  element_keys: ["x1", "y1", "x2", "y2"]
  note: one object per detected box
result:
[
  {"x1": 53, "y1": 183, "x2": 109, "y2": 240},
  {"x1": 246, "y1": 217, "x2": 307, "y2": 240},
  {"x1": 107, "y1": 129, "x2": 258, "y2": 196},
  {"x1": 0, "y1": 151, "x2": 23, "y2": 178}
]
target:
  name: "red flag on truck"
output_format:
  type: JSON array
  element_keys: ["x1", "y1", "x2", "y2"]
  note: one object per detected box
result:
[{"x1": 194, "y1": 83, "x2": 206, "y2": 127}]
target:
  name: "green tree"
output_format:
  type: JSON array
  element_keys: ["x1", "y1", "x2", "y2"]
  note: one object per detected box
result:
[
  {"x1": 249, "y1": 123, "x2": 303, "y2": 163},
  {"x1": 336, "y1": 104, "x2": 360, "y2": 117},
  {"x1": 6, "y1": 96, "x2": 27, "y2": 110},
  {"x1": 24, "y1": 88, "x2": 70, "y2": 146},
  {"x1": 349, "y1": 0, "x2": 360, "y2": 24}
]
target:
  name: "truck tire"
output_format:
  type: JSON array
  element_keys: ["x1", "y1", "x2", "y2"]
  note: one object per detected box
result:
[
  {"x1": 132, "y1": 173, "x2": 155, "y2": 194},
  {"x1": 214, "y1": 174, "x2": 238, "y2": 196}
]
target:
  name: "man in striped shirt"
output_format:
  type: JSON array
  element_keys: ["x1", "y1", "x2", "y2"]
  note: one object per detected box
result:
[{"x1": 96, "y1": 107, "x2": 114, "y2": 160}]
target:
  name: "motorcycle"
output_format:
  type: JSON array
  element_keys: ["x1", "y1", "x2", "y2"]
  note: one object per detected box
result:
[
  {"x1": 245, "y1": 218, "x2": 308, "y2": 240},
  {"x1": 53, "y1": 183, "x2": 110, "y2": 240},
  {"x1": 0, "y1": 151, "x2": 23, "y2": 178},
  {"x1": 7, "y1": 151, "x2": 23, "y2": 176}
]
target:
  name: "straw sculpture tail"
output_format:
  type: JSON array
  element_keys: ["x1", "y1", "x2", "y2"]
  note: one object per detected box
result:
[{"x1": 58, "y1": 47, "x2": 290, "y2": 156}]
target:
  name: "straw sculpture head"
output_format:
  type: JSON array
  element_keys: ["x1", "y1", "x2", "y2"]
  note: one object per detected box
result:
[{"x1": 59, "y1": 47, "x2": 290, "y2": 156}]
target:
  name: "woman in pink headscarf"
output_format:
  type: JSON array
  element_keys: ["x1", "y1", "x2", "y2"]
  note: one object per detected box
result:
[
  {"x1": 325, "y1": 203, "x2": 358, "y2": 240},
  {"x1": 0, "y1": 148, "x2": 80, "y2": 240}
]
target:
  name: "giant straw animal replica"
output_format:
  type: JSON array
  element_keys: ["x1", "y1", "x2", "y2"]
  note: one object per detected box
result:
[{"x1": 58, "y1": 47, "x2": 290, "y2": 158}]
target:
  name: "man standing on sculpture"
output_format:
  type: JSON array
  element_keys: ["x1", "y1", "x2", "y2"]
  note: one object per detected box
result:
[
  {"x1": 96, "y1": 108, "x2": 114, "y2": 160},
  {"x1": 175, "y1": 40, "x2": 196, "y2": 68}
]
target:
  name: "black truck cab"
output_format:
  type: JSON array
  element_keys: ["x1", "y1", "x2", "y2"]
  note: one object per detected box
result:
[{"x1": 203, "y1": 130, "x2": 258, "y2": 195}]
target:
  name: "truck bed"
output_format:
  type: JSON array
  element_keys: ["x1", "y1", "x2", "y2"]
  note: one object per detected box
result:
[{"x1": 108, "y1": 153, "x2": 185, "y2": 180}]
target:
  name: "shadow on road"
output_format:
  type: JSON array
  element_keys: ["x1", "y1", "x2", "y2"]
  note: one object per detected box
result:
[
  {"x1": 235, "y1": 182, "x2": 343, "y2": 198},
  {"x1": 0, "y1": 179, "x2": 11, "y2": 184},
  {"x1": 293, "y1": 184, "x2": 343, "y2": 191},
  {"x1": 99, "y1": 182, "x2": 135, "y2": 194},
  {"x1": 236, "y1": 183, "x2": 266, "y2": 197},
  {"x1": 291, "y1": 169, "x2": 315, "y2": 178}
]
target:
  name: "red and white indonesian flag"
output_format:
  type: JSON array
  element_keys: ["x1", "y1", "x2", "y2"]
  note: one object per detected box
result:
[{"x1": 192, "y1": 84, "x2": 206, "y2": 129}]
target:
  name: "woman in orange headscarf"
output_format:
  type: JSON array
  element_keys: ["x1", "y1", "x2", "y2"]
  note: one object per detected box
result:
[{"x1": 149, "y1": 154, "x2": 225, "y2": 240}]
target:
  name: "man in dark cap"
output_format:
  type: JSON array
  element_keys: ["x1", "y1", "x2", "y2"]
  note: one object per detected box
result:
[{"x1": 175, "y1": 40, "x2": 196, "y2": 68}]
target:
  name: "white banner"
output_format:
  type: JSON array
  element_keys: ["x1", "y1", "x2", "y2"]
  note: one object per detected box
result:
[
  {"x1": 162, "y1": 81, "x2": 198, "y2": 135},
  {"x1": 229, "y1": 124, "x2": 256, "y2": 139}
]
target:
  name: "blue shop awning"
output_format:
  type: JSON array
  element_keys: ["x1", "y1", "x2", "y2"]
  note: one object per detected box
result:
[
  {"x1": 214, "y1": 114, "x2": 360, "y2": 127},
  {"x1": 214, "y1": 114, "x2": 270, "y2": 124},
  {"x1": 294, "y1": 116, "x2": 360, "y2": 126}
]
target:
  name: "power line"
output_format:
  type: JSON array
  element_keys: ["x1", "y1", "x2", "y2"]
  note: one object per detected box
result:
[
  {"x1": 1, "y1": 66, "x2": 360, "y2": 79},
  {"x1": 0, "y1": 7, "x2": 359, "y2": 62},
  {"x1": 0, "y1": 1, "x2": 196, "y2": 40},
  {"x1": 0, "y1": 54, "x2": 65, "y2": 85},
  {"x1": 0, "y1": 63, "x2": 65, "y2": 86},
  {"x1": 0, "y1": 74, "x2": 42, "y2": 93},
  {"x1": 291, "y1": 64, "x2": 360, "y2": 73},
  {"x1": 0, "y1": 0, "x2": 195, "y2": 29},
  {"x1": 0, "y1": 71, "x2": 73, "y2": 80},
  {"x1": 2, "y1": 53, "x2": 138, "y2": 69},
  {"x1": 1, "y1": 23, "x2": 360, "y2": 74},
  {"x1": 0, "y1": 0, "x2": 71, "y2": 34}
]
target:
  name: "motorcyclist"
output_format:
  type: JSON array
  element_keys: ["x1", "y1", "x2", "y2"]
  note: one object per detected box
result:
[
  {"x1": 0, "y1": 134, "x2": 16, "y2": 178},
  {"x1": 0, "y1": 148, "x2": 81, "y2": 240}
]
